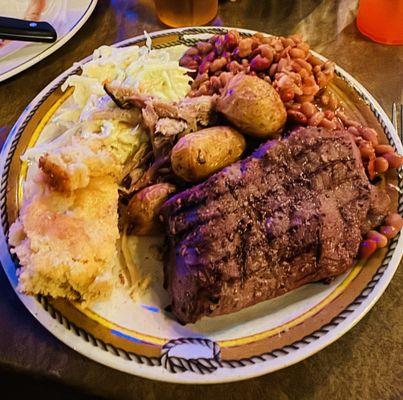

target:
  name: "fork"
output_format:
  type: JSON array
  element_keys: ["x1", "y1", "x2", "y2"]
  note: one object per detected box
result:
[
  {"x1": 392, "y1": 103, "x2": 403, "y2": 186},
  {"x1": 392, "y1": 102, "x2": 403, "y2": 142}
]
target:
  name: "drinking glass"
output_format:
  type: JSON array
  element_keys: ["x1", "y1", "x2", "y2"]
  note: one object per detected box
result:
[{"x1": 154, "y1": 0, "x2": 218, "y2": 28}]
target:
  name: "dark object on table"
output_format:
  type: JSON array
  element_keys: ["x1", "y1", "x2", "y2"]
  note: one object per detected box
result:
[
  {"x1": 161, "y1": 127, "x2": 390, "y2": 324},
  {"x1": 0, "y1": 16, "x2": 57, "y2": 43}
]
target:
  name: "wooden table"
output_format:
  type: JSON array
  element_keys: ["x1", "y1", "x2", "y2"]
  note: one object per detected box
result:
[{"x1": 0, "y1": 1, "x2": 402, "y2": 399}]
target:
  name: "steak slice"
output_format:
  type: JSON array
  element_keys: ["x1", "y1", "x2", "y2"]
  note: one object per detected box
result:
[{"x1": 160, "y1": 127, "x2": 390, "y2": 324}]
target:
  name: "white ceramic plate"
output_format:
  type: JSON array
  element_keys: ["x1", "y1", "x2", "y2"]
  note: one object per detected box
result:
[
  {"x1": 0, "y1": 0, "x2": 97, "y2": 82},
  {"x1": 0, "y1": 27, "x2": 402, "y2": 384}
]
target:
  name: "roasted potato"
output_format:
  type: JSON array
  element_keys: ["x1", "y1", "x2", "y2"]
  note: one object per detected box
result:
[
  {"x1": 216, "y1": 74, "x2": 287, "y2": 138},
  {"x1": 127, "y1": 183, "x2": 176, "y2": 235},
  {"x1": 171, "y1": 126, "x2": 246, "y2": 182}
]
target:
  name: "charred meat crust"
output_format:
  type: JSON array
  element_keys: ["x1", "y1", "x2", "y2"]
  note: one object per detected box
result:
[{"x1": 160, "y1": 127, "x2": 390, "y2": 324}]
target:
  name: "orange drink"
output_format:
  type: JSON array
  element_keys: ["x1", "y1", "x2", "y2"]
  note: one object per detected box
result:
[{"x1": 357, "y1": 0, "x2": 403, "y2": 45}]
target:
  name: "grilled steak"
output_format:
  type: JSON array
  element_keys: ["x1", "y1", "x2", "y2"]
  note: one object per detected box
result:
[{"x1": 160, "y1": 127, "x2": 390, "y2": 324}]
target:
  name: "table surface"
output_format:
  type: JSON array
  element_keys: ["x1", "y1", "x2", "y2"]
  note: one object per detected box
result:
[{"x1": 0, "y1": 0, "x2": 402, "y2": 399}]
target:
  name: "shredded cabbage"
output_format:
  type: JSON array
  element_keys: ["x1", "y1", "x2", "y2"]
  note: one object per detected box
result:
[
  {"x1": 22, "y1": 119, "x2": 147, "y2": 169},
  {"x1": 22, "y1": 39, "x2": 175, "y2": 169},
  {"x1": 21, "y1": 124, "x2": 82, "y2": 162},
  {"x1": 61, "y1": 37, "x2": 192, "y2": 113}
]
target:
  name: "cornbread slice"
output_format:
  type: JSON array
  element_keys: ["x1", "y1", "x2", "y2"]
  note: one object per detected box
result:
[
  {"x1": 9, "y1": 175, "x2": 119, "y2": 303},
  {"x1": 9, "y1": 119, "x2": 146, "y2": 303}
]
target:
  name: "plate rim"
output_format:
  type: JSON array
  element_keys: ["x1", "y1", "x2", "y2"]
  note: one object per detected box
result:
[
  {"x1": 0, "y1": 0, "x2": 98, "y2": 83},
  {"x1": 0, "y1": 26, "x2": 402, "y2": 384}
]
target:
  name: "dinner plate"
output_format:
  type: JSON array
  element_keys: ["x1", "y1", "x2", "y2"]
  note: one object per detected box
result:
[
  {"x1": 0, "y1": 27, "x2": 402, "y2": 384},
  {"x1": 0, "y1": 0, "x2": 97, "y2": 82}
]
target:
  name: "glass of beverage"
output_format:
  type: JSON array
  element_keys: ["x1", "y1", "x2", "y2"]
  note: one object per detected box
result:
[
  {"x1": 154, "y1": 0, "x2": 218, "y2": 28},
  {"x1": 356, "y1": 0, "x2": 403, "y2": 45}
]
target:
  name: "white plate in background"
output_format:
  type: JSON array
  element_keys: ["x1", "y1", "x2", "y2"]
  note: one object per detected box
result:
[{"x1": 0, "y1": 0, "x2": 97, "y2": 82}]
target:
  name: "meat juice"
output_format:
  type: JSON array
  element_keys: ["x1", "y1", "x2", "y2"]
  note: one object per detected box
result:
[{"x1": 154, "y1": 0, "x2": 218, "y2": 27}]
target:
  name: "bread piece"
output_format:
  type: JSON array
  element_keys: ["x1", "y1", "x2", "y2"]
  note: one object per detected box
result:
[{"x1": 9, "y1": 175, "x2": 119, "y2": 303}]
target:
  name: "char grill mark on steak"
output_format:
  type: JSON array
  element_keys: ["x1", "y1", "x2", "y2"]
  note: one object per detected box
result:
[{"x1": 160, "y1": 127, "x2": 390, "y2": 324}]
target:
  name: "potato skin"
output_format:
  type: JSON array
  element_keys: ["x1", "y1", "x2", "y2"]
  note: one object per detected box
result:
[
  {"x1": 127, "y1": 183, "x2": 176, "y2": 235},
  {"x1": 171, "y1": 126, "x2": 246, "y2": 182},
  {"x1": 216, "y1": 74, "x2": 287, "y2": 138}
]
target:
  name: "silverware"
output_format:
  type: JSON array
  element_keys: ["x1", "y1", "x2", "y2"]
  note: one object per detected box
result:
[
  {"x1": 0, "y1": 16, "x2": 57, "y2": 43},
  {"x1": 392, "y1": 102, "x2": 403, "y2": 142},
  {"x1": 391, "y1": 103, "x2": 403, "y2": 185}
]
